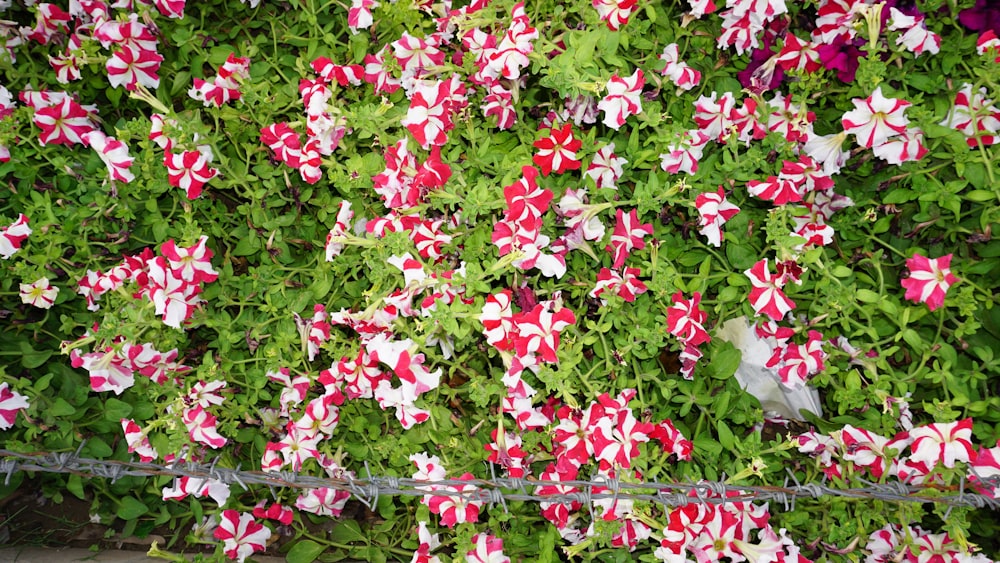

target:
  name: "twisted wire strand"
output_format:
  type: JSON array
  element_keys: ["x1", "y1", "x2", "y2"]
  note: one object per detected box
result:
[{"x1": 1, "y1": 449, "x2": 998, "y2": 510}]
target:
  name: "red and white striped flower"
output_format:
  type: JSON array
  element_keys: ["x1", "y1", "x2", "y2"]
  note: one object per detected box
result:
[
  {"x1": 106, "y1": 46, "x2": 164, "y2": 91},
  {"x1": 900, "y1": 253, "x2": 958, "y2": 312},
  {"x1": 164, "y1": 148, "x2": 218, "y2": 199},
  {"x1": 939, "y1": 83, "x2": 1000, "y2": 147},
  {"x1": 295, "y1": 487, "x2": 351, "y2": 517},
  {"x1": 969, "y1": 445, "x2": 1000, "y2": 498},
  {"x1": 213, "y1": 510, "x2": 271, "y2": 563},
  {"x1": 182, "y1": 404, "x2": 227, "y2": 449},
  {"x1": 872, "y1": 127, "x2": 928, "y2": 164},
  {"x1": 153, "y1": 0, "x2": 186, "y2": 18},
  {"x1": 426, "y1": 473, "x2": 483, "y2": 527},
  {"x1": 144, "y1": 256, "x2": 203, "y2": 328},
  {"x1": 402, "y1": 80, "x2": 452, "y2": 149},
  {"x1": 650, "y1": 419, "x2": 694, "y2": 461},
  {"x1": 533, "y1": 124, "x2": 582, "y2": 176},
  {"x1": 660, "y1": 130, "x2": 710, "y2": 175},
  {"x1": 482, "y1": 84, "x2": 516, "y2": 129},
  {"x1": 744, "y1": 259, "x2": 796, "y2": 321},
  {"x1": 766, "y1": 93, "x2": 815, "y2": 144},
  {"x1": 32, "y1": 95, "x2": 96, "y2": 146},
  {"x1": 888, "y1": 8, "x2": 940, "y2": 57},
  {"x1": 348, "y1": 0, "x2": 377, "y2": 32},
  {"x1": 19, "y1": 277, "x2": 58, "y2": 309},
  {"x1": 161, "y1": 236, "x2": 219, "y2": 284},
  {"x1": 121, "y1": 418, "x2": 158, "y2": 462},
  {"x1": 841, "y1": 86, "x2": 911, "y2": 149},
  {"x1": 693, "y1": 92, "x2": 736, "y2": 141},
  {"x1": 978, "y1": 30, "x2": 1000, "y2": 62},
  {"x1": 590, "y1": 267, "x2": 648, "y2": 304},
  {"x1": 659, "y1": 44, "x2": 701, "y2": 91},
  {"x1": 311, "y1": 57, "x2": 364, "y2": 86},
  {"x1": 483, "y1": 4, "x2": 537, "y2": 81},
  {"x1": 502, "y1": 165, "x2": 551, "y2": 229},
  {"x1": 771, "y1": 330, "x2": 826, "y2": 390},
  {"x1": 162, "y1": 475, "x2": 231, "y2": 505},
  {"x1": 260, "y1": 122, "x2": 302, "y2": 168},
  {"x1": 592, "y1": 0, "x2": 636, "y2": 31},
  {"x1": 605, "y1": 208, "x2": 652, "y2": 269},
  {"x1": 591, "y1": 402, "x2": 653, "y2": 470},
  {"x1": 392, "y1": 32, "x2": 445, "y2": 75},
  {"x1": 363, "y1": 45, "x2": 402, "y2": 95},
  {"x1": 72, "y1": 348, "x2": 135, "y2": 395},
  {"x1": 908, "y1": 418, "x2": 975, "y2": 469},
  {"x1": 694, "y1": 187, "x2": 740, "y2": 247},
  {"x1": 775, "y1": 33, "x2": 822, "y2": 73},
  {"x1": 0, "y1": 383, "x2": 29, "y2": 431},
  {"x1": 252, "y1": 502, "x2": 294, "y2": 526},
  {"x1": 666, "y1": 292, "x2": 711, "y2": 347},
  {"x1": 467, "y1": 533, "x2": 511, "y2": 563},
  {"x1": 189, "y1": 54, "x2": 250, "y2": 107},
  {"x1": 585, "y1": 142, "x2": 627, "y2": 190},
  {"x1": 512, "y1": 302, "x2": 576, "y2": 364},
  {"x1": 597, "y1": 70, "x2": 644, "y2": 130},
  {"x1": 480, "y1": 290, "x2": 516, "y2": 350},
  {"x1": 82, "y1": 130, "x2": 135, "y2": 183}
]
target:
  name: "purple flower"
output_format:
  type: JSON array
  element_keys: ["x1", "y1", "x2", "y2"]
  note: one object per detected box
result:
[
  {"x1": 817, "y1": 41, "x2": 865, "y2": 83},
  {"x1": 959, "y1": 0, "x2": 1000, "y2": 35}
]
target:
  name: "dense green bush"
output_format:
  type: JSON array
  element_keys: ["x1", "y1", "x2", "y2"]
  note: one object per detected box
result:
[{"x1": 2, "y1": 0, "x2": 1000, "y2": 560}]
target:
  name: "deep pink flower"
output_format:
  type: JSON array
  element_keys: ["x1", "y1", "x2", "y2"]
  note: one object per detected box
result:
[
  {"x1": 900, "y1": 253, "x2": 958, "y2": 311},
  {"x1": 0, "y1": 383, "x2": 30, "y2": 430}
]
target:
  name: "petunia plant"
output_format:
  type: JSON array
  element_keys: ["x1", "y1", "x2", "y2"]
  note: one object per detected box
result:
[{"x1": 1, "y1": 0, "x2": 1000, "y2": 561}]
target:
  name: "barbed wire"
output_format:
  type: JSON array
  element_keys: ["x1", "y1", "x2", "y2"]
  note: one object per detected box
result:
[{"x1": 2, "y1": 448, "x2": 998, "y2": 514}]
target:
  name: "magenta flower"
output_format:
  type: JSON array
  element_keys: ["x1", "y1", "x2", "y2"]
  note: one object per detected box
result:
[
  {"x1": 0, "y1": 383, "x2": 30, "y2": 430},
  {"x1": 900, "y1": 253, "x2": 959, "y2": 311}
]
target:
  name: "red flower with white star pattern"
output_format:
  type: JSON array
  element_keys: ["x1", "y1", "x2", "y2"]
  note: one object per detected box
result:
[{"x1": 532, "y1": 123, "x2": 582, "y2": 176}]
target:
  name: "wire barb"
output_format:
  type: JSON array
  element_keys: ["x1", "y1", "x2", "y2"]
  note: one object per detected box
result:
[{"x1": 0, "y1": 449, "x2": 995, "y2": 511}]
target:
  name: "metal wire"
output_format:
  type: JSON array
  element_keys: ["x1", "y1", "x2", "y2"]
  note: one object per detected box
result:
[{"x1": 1, "y1": 448, "x2": 997, "y2": 510}]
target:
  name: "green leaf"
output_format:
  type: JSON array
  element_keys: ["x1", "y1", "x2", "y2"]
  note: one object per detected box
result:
[
  {"x1": 103, "y1": 398, "x2": 133, "y2": 422},
  {"x1": 709, "y1": 341, "x2": 741, "y2": 380},
  {"x1": 310, "y1": 269, "x2": 333, "y2": 300},
  {"x1": 717, "y1": 421, "x2": 735, "y2": 450},
  {"x1": 116, "y1": 496, "x2": 149, "y2": 520},
  {"x1": 725, "y1": 243, "x2": 758, "y2": 270},
  {"x1": 67, "y1": 474, "x2": 86, "y2": 500},
  {"x1": 329, "y1": 520, "x2": 366, "y2": 544},
  {"x1": 19, "y1": 341, "x2": 53, "y2": 369},
  {"x1": 831, "y1": 265, "x2": 853, "y2": 278},
  {"x1": 965, "y1": 189, "x2": 996, "y2": 202},
  {"x1": 965, "y1": 162, "x2": 987, "y2": 189},
  {"x1": 286, "y1": 540, "x2": 326, "y2": 563},
  {"x1": 901, "y1": 328, "x2": 924, "y2": 351},
  {"x1": 49, "y1": 397, "x2": 76, "y2": 417},
  {"x1": 855, "y1": 289, "x2": 880, "y2": 303}
]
